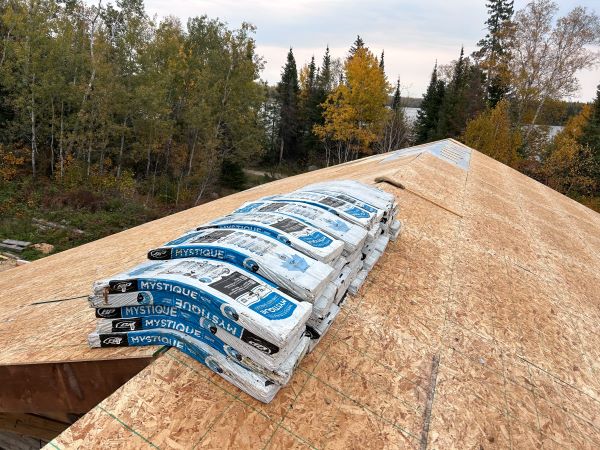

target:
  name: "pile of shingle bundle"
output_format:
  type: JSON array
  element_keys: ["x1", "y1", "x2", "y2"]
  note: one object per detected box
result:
[{"x1": 87, "y1": 180, "x2": 401, "y2": 402}]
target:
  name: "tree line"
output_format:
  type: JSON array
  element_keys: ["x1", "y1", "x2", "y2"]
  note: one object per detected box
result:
[
  {"x1": 263, "y1": 37, "x2": 409, "y2": 170},
  {"x1": 1, "y1": 0, "x2": 599, "y2": 210},
  {"x1": 414, "y1": 0, "x2": 600, "y2": 204},
  {"x1": 0, "y1": 0, "x2": 265, "y2": 205}
]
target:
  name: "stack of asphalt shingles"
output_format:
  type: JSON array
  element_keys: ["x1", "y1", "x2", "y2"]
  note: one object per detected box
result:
[{"x1": 88, "y1": 180, "x2": 401, "y2": 402}]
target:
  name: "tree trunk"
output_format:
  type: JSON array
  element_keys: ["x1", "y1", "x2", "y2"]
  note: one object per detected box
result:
[
  {"x1": 117, "y1": 117, "x2": 127, "y2": 178},
  {"x1": 195, "y1": 170, "x2": 212, "y2": 206},
  {"x1": 59, "y1": 101, "x2": 64, "y2": 179},
  {"x1": 523, "y1": 96, "x2": 547, "y2": 145},
  {"x1": 175, "y1": 172, "x2": 183, "y2": 206},
  {"x1": 86, "y1": 140, "x2": 92, "y2": 177},
  {"x1": 0, "y1": 27, "x2": 12, "y2": 67},
  {"x1": 277, "y1": 140, "x2": 284, "y2": 169},
  {"x1": 187, "y1": 129, "x2": 199, "y2": 176},
  {"x1": 99, "y1": 142, "x2": 105, "y2": 176},
  {"x1": 50, "y1": 98, "x2": 55, "y2": 176},
  {"x1": 30, "y1": 74, "x2": 37, "y2": 177}
]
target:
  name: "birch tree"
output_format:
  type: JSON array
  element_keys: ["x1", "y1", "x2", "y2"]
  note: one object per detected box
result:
[{"x1": 511, "y1": 0, "x2": 600, "y2": 139}]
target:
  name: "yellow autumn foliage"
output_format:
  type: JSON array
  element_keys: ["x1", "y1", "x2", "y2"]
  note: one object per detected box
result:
[
  {"x1": 314, "y1": 48, "x2": 390, "y2": 158},
  {"x1": 463, "y1": 99, "x2": 521, "y2": 167},
  {"x1": 0, "y1": 145, "x2": 25, "y2": 181},
  {"x1": 544, "y1": 105, "x2": 596, "y2": 195}
]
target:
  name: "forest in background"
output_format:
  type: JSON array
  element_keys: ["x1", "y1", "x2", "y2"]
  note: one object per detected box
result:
[{"x1": 0, "y1": 0, "x2": 599, "y2": 261}]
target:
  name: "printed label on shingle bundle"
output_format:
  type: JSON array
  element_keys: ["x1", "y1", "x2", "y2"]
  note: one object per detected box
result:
[
  {"x1": 234, "y1": 201, "x2": 368, "y2": 255},
  {"x1": 263, "y1": 191, "x2": 376, "y2": 229},
  {"x1": 89, "y1": 259, "x2": 312, "y2": 352},
  {"x1": 195, "y1": 212, "x2": 344, "y2": 263},
  {"x1": 148, "y1": 228, "x2": 334, "y2": 302}
]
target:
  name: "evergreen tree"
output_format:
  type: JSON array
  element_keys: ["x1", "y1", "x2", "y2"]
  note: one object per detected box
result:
[
  {"x1": 378, "y1": 78, "x2": 410, "y2": 153},
  {"x1": 392, "y1": 78, "x2": 401, "y2": 111},
  {"x1": 580, "y1": 84, "x2": 600, "y2": 153},
  {"x1": 414, "y1": 62, "x2": 446, "y2": 144},
  {"x1": 474, "y1": 0, "x2": 514, "y2": 106},
  {"x1": 299, "y1": 56, "x2": 321, "y2": 164},
  {"x1": 379, "y1": 50, "x2": 385, "y2": 72},
  {"x1": 317, "y1": 46, "x2": 332, "y2": 92},
  {"x1": 314, "y1": 47, "x2": 390, "y2": 164},
  {"x1": 436, "y1": 47, "x2": 486, "y2": 140},
  {"x1": 276, "y1": 48, "x2": 301, "y2": 163},
  {"x1": 349, "y1": 35, "x2": 365, "y2": 57},
  {"x1": 579, "y1": 84, "x2": 600, "y2": 193}
]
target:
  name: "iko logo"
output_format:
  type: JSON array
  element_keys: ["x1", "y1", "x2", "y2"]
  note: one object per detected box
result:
[
  {"x1": 113, "y1": 282, "x2": 132, "y2": 293},
  {"x1": 149, "y1": 248, "x2": 169, "y2": 259},
  {"x1": 114, "y1": 320, "x2": 137, "y2": 331},
  {"x1": 247, "y1": 340, "x2": 273, "y2": 355},
  {"x1": 96, "y1": 308, "x2": 118, "y2": 318},
  {"x1": 102, "y1": 336, "x2": 124, "y2": 345}
]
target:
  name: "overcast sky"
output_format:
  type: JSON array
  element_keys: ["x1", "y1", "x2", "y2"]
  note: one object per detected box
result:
[{"x1": 141, "y1": 0, "x2": 599, "y2": 101}]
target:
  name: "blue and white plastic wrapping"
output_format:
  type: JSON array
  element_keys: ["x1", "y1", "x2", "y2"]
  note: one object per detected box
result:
[{"x1": 87, "y1": 180, "x2": 401, "y2": 403}]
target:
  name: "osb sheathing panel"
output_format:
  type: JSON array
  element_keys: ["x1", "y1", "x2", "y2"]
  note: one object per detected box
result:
[{"x1": 19, "y1": 138, "x2": 600, "y2": 449}]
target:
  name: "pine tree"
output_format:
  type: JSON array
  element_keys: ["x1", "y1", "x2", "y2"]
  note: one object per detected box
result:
[
  {"x1": 299, "y1": 56, "x2": 321, "y2": 164},
  {"x1": 276, "y1": 48, "x2": 301, "y2": 163},
  {"x1": 349, "y1": 35, "x2": 365, "y2": 57},
  {"x1": 414, "y1": 62, "x2": 446, "y2": 144},
  {"x1": 379, "y1": 50, "x2": 385, "y2": 72},
  {"x1": 317, "y1": 46, "x2": 332, "y2": 93},
  {"x1": 378, "y1": 78, "x2": 409, "y2": 153},
  {"x1": 474, "y1": 0, "x2": 514, "y2": 106},
  {"x1": 392, "y1": 79, "x2": 401, "y2": 111},
  {"x1": 435, "y1": 47, "x2": 486, "y2": 140}
]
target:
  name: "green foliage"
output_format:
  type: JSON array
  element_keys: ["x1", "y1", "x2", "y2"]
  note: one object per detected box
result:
[
  {"x1": 276, "y1": 48, "x2": 301, "y2": 163},
  {"x1": 0, "y1": 0, "x2": 265, "y2": 206},
  {"x1": 436, "y1": 48, "x2": 487, "y2": 139},
  {"x1": 543, "y1": 105, "x2": 597, "y2": 196},
  {"x1": 414, "y1": 63, "x2": 446, "y2": 144},
  {"x1": 474, "y1": 0, "x2": 514, "y2": 106},
  {"x1": 349, "y1": 35, "x2": 365, "y2": 56},
  {"x1": 463, "y1": 99, "x2": 521, "y2": 167},
  {"x1": 220, "y1": 159, "x2": 247, "y2": 190},
  {"x1": 0, "y1": 177, "x2": 163, "y2": 260},
  {"x1": 580, "y1": 84, "x2": 600, "y2": 167}
]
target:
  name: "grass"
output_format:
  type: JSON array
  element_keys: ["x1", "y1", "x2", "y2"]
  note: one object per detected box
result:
[
  {"x1": 0, "y1": 172, "x2": 277, "y2": 261},
  {"x1": 0, "y1": 178, "x2": 165, "y2": 261}
]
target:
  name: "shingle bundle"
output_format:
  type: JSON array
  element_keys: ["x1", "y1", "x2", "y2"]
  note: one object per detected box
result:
[{"x1": 87, "y1": 180, "x2": 401, "y2": 402}]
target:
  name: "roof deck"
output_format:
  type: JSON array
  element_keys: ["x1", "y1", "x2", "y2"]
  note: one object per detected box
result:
[{"x1": 2, "y1": 139, "x2": 599, "y2": 449}]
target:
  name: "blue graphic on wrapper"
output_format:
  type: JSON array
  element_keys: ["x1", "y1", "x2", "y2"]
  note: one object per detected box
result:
[
  {"x1": 127, "y1": 263, "x2": 163, "y2": 276},
  {"x1": 355, "y1": 201, "x2": 376, "y2": 213},
  {"x1": 250, "y1": 291, "x2": 297, "y2": 320},
  {"x1": 280, "y1": 254, "x2": 309, "y2": 272},
  {"x1": 215, "y1": 223, "x2": 284, "y2": 243},
  {"x1": 328, "y1": 219, "x2": 350, "y2": 232},
  {"x1": 298, "y1": 231, "x2": 332, "y2": 248},
  {"x1": 345, "y1": 206, "x2": 370, "y2": 219}
]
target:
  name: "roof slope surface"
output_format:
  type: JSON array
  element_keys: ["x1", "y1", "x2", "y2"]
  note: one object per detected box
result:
[{"x1": 10, "y1": 139, "x2": 598, "y2": 449}]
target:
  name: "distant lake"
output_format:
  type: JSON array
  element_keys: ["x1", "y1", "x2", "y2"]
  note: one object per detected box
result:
[{"x1": 403, "y1": 107, "x2": 419, "y2": 123}]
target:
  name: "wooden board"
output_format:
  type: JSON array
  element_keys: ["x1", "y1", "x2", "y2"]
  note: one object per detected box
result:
[{"x1": 5, "y1": 139, "x2": 599, "y2": 449}]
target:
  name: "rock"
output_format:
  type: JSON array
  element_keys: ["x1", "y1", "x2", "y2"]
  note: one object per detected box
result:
[
  {"x1": 32, "y1": 243, "x2": 55, "y2": 254},
  {"x1": 210, "y1": 192, "x2": 219, "y2": 200}
]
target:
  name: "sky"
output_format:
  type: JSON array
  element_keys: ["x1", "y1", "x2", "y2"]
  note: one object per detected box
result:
[{"x1": 140, "y1": 0, "x2": 600, "y2": 101}]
